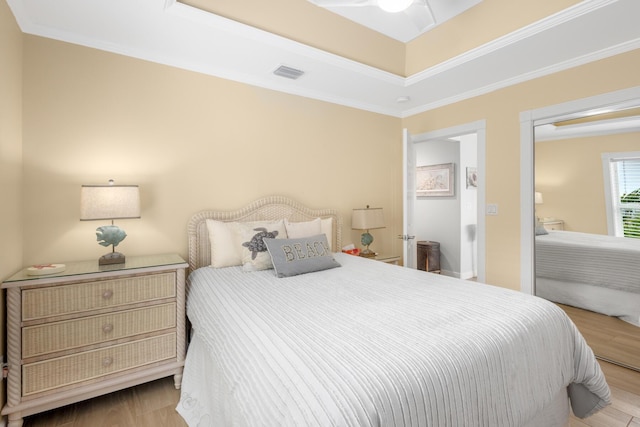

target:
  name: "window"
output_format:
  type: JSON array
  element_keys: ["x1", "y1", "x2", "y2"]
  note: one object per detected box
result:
[{"x1": 602, "y1": 152, "x2": 640, "y2": 239}]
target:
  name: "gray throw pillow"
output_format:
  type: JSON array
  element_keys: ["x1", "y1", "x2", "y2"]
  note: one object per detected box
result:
[
  {"x1": 263, "y1": 234, "x2": 341, "y2": 278},
  {"x1": 535, "y1": 219, "x2": 549, "y2": 235}
]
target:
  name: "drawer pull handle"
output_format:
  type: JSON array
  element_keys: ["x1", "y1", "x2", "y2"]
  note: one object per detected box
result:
[
  {"x1": 102, "y1": 290, "x2": 113, "y2": 300},
  {"x1": 102, "y1": 357, "x2": 114, "y2": 367},
  {"x1": 102, "y1": 323, "x2": 114, "y2": 333}
]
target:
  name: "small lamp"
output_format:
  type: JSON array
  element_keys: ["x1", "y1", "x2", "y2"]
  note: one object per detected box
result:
[
  {"x1": 352, "y1": 205, "x2": 385, "y2": 258},
  {"x1": 535, "y1": 191, "x2": 543, "y2": 222},
  {"x1": 535, "y1": 192, "x2": 543, "y2": 205},
  {"x1": 80, "y1": 179, "x2": 140, "y2": 265}
]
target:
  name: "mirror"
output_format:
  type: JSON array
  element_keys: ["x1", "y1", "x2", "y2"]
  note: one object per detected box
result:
[{"x1": 533, "y1": 101, "x2": 640, "y2": 371}]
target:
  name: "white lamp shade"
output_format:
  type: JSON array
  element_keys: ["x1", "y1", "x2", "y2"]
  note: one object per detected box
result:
[
  {"x1": 80, "y1": 184, "x2": 141, "y2": 221},
  {"x1": 378, "y1": 0, "x2": 413, "y2": 13},
  {"x1": 352, "y1": 207, "x2": 385, "y2": 230},
  {"x1": 535, "y1": 192, "x2": 544, "y2": 205}
]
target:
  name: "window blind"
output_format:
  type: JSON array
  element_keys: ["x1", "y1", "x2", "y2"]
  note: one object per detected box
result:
[{"x1": 611, "y1": 157, "x2": 640, "y2": 239}]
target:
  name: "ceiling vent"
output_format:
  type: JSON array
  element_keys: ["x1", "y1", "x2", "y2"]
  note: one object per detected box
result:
[{"x1": 273, "y1": 65, "x2": 305, "y2": 80}]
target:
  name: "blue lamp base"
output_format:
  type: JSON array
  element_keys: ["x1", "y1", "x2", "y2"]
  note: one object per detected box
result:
[
  {"x1": 360, "y1": 231, "x2": 376, "y2": 258},
  {"x1": 96, "y1": 224, "x2": 128, "y2": 265}
]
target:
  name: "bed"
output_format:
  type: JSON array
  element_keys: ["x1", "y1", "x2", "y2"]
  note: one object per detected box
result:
[
  {"x1": 177, "y1": 196, "x2": 610, "y2": 426},
  {"x1": 536, "y1": 230, "x2": 640, "y2": 326}
]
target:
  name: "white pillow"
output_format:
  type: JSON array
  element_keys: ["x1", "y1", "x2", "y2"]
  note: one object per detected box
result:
[
  {"x1": 321, "y1": 217, "x2": 334, "y2": 251},
  {"x1": 233, "y1": 220, "x2": 287, "y2": 272},
  {"x1": 284, "y1": 218, "x2": 322, "y2": 238},
  {"x1": 206, "y1": 219, "x2": 287, "y2": 269},
  {"x1": 206, "y1": 220, "x2": 243, "y2": 268}
]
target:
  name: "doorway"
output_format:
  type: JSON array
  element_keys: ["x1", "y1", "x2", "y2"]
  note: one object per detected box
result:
[{"x1": 402, "y1": 121, "x2": 486, "y2": 282}]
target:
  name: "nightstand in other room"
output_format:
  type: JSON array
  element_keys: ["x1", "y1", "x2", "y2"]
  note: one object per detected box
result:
[
  {"x1": 1, "y1": 254, "x2": 188, "y2": 427},
  {"x1": 541, "y1": 218, "x2": 564, "y2": 231},
  {"x1": 373, "y1": 254, "x2": 401, "y2": 265}
]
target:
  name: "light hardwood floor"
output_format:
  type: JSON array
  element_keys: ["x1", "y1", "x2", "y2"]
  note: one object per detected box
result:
[
  {"x1": 559, "y1": 304, "x2": 640, "y2": 371},
  {"x1": 22, "y1": 377, "x2": 187, "y2": 427},
  {"x1": 559, "y1": 303, "x2": 640, "y2": 427}
]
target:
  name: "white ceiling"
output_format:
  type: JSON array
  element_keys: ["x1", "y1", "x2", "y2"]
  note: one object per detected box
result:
[
  {"x1": 307, "y1": 0, "x2": 482, "y2": 42},
  {"x1": 6, "y1": 0, "x2": 640, "y2": 118}
]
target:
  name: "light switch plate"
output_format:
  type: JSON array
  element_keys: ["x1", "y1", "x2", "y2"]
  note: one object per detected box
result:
[{"x1": 486, "y1": 204, "x2": 498, "y2": 215}]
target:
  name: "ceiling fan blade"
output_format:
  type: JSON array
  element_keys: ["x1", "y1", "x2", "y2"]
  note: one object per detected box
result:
[
  {"x1": 404, "y1": 1, "x2": 435, "y2": 31},
  {"x1": 308, "y1": 0, "x2": 376, "y2": 8}
]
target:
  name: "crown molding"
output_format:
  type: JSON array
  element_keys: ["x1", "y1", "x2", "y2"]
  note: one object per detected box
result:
[{"x1": 7, "y1": 0, "x2": 640, "y2": 118}]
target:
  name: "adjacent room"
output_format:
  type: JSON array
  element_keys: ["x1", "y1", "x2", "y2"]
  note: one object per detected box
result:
[{"x1": 2, "y1": 0, "x2": 640, "y2": 426}]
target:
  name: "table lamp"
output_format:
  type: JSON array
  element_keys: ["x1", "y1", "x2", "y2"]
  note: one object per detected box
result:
[
  {"x1": 80, "y1": 179, "x2": 140, "y2": 265},
  {"x1": 535, "y1": 191, "x2": 543, "y2": 221},
  {"x1": 352, "y1": 205, "x2": 385, "y2": 258}
]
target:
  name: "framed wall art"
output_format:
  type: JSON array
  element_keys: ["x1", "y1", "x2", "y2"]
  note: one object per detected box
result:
[
  {"x1": 466, "y1": 167, "x2": 478, "y2": 188},
  {"x1": 416, "y1": 163, "x2": 454, "y2": 197}
]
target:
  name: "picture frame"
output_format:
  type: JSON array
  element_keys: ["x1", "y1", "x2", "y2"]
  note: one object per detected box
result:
[
  {"x1": 466, "y1": 167, "x2": 478, "y2": 188},
  {"x1": 416, "y1": 163, "x2": 454, "y2": 197}
]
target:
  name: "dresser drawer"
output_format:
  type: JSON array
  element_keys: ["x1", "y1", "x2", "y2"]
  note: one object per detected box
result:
[
  {"x1": 22, "y1": 303, "x2": 176, "y2": 358},
  {"x1": 22, "y1": 333, "x2": 177, "y2": 396},
  {"x1": 22, "y1": 272, "x2": 176, "y2": 321}
]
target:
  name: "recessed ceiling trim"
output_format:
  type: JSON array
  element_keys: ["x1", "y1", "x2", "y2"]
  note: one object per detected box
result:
[
  {"x1": 166, "y1": 1, "x2": 406, "y2": 85},
  {"x1": 407, "y1": 0, "x2": 618, "y2": 85},
  {"x1": 535, "y1": 116, "x2": 640, "y2": 141},
  {"x1": 7, "y1": 0, "x2": 640, "y2": 118},
  {"x1": 401, "y1": 37, "x2": 640, "y2": 118}
]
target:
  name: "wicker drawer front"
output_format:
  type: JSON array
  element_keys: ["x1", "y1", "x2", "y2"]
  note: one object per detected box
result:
[
  {"x1": 23, "y1": 333, "x2": 177, "y2": 396},
  {"x1": 22, "y1": 303, "x2": 176, "y2": 358},
  {"x1": 22, "y1": 272, "x2": 176, "y2": 321}
]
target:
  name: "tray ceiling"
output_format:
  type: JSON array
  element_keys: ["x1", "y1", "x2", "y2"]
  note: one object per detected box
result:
[
  {"x1": 307, "y1": 0, "x2": 482, "y2": 42},
  {"x1": 6, "y1": 0, "x2": 640, "y2": 117}
]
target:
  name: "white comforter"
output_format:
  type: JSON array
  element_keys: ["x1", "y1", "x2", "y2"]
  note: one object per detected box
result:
[
  {"x1": 536, "y1": 230, "x2": 640, "y2": 293},
  {"x1": 178, "y1": 253, "x2": 610, "y2": 426}
]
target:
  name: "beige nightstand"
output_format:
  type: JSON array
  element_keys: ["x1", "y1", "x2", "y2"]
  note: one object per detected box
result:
[
  {"x1": 373, "y1": 254, "x2": 401, "y2": 265},
  {"x1": 1, "y1": 254, "x2": 188, "y2": 427},
  {"x1": 541, "y1": 218, "x2": 564, "y2": 231}
]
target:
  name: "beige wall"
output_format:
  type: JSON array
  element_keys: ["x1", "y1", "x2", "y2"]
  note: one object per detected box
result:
[
  {"x1": 0, "y1": 0, "x2": 23, "y2": 406},
  {"x1": 403, "y1": 48, "x2": 640, "y2": 290},
  {"x1": 21, "y1": 35, "x2": 404, "y2": 266},
  {"x1": 10, "y1": 5, "x2": 640, "y2": 294},
  {"x1": 536, "y1": 132, "x2": 640, "y2": 235}
]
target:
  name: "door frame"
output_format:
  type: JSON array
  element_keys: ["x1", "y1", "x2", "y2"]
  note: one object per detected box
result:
[
  {"x1": 519, "y1": 85, "x2": 640, "y2": 295},
  {"x1": 403, "y1": 120, "x2": 486, "y2": 282}
]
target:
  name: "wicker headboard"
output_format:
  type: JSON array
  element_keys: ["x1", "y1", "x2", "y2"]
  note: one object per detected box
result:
[{"x1": 187, "y1": 195, "x2": 343, "y2": 273}]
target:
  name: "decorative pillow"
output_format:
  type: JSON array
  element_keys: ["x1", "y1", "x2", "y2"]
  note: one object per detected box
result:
[
  {"x1": 233, "y1": 220, "x2": 287, "y2": 272},
  {"x1": 284, "y1": 218, "x2": 322, "y2": 238},
  {"x1": 320, "y1": 217, "x2": 334, "y2": 251},
  {"x1": 206, "y1": 220, "x2": 243, "y2": 268},
  {"x1": 535, "y1": 219, "x2": 549, "y2": 235},
  {"x1": 264, "y1": 234, "x2": 341, "y2": 278}
]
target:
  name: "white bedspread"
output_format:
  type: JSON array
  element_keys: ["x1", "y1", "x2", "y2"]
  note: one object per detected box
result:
[
  {"x1": 536, "y1": 230, "x2": 640, "y2": 293},
  {"x1": 177, "y1": 253, "x2": 610, "y2": 426}
]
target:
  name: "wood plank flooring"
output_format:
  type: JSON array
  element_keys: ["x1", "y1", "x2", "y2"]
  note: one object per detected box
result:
[
  {"x1": 559, "y1": 304, "x2": 640, "y2": 371},
  {"x1": 559, "y1": 303, "x2": 640, "y2": 427},
  {"x1": 22, "y1": 377, "x2": 187, "y2": 427}
]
